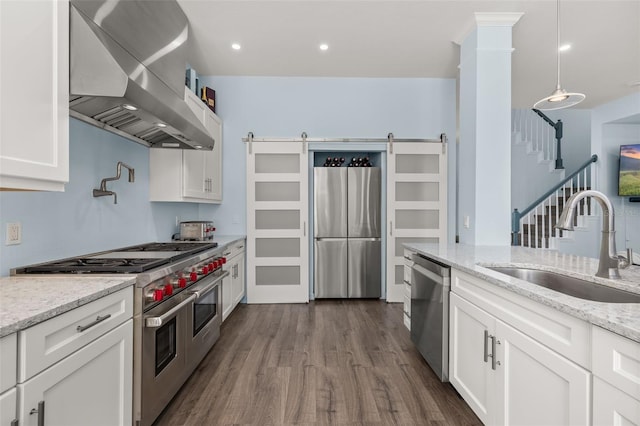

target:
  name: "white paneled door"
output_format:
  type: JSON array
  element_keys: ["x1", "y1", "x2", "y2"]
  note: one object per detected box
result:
[
  {"x1": 386, "y1": 141, "x2": 447, "y2": 302},
  {"x1": 246, "y1": 142, "x2": 309, "y2": 303}
]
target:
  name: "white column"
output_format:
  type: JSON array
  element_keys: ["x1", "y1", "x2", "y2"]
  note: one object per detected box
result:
[{"x1": 458, "y1": 13, "x2": 523, "y2": 246}]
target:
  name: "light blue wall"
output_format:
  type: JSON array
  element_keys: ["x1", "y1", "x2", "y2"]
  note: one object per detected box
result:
[
  {"x1": 197, "y1": 76, "x2": 457, "y2": 243},
  {"x1": 0, "y1": 119, "x2": 199, "y2": 276}
]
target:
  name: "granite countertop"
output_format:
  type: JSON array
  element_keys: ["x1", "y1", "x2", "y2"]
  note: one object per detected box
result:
[
  {"x1": 214, "y1": 235, "x2": 246, "y2": 249},
  {"x1": 0, "y1": 276, "x2": 135, "y2": 338},
  {"x1": 0, "y1": 237, "x2": 246, "y2": 339},
  {"x1": 404, "y1": 243, "x2": 640, "y2": 343}
]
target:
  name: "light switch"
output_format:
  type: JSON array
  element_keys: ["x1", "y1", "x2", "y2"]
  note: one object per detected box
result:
[{"x1": 463, "y1": 215, "x2": 470, "y2": 229}]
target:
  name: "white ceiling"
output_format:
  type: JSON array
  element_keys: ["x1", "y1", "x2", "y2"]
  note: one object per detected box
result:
[{"x1": 177, "y1": 0, "x2": 640, "y2": 109}]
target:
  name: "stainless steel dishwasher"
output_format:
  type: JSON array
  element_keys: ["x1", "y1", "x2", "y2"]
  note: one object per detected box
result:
[{"x1": 408, "y1": 253, "x2": 451, "y2": 381}]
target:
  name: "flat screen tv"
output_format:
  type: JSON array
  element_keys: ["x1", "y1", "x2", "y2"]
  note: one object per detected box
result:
[{"x1": 618, "y1": 143, "x2": 640, "y2": 196}]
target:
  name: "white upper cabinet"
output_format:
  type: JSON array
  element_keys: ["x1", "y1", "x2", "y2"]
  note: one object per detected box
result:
[
  {"x1": 0, "y1": 0, "x2": 69, "y2": 191},
  {"x1": 149, "y1": 88, "x2": 222, "y2": 203}
]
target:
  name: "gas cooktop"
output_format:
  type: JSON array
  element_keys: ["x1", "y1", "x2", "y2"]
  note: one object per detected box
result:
[{"x1": 14, "y1": 241, "x2": 218, "y2": 274}]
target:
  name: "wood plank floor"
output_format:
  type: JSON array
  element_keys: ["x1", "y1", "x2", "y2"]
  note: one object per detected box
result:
[{"x1": 154, "y1": 301, "x2": 482, "y2": 426}]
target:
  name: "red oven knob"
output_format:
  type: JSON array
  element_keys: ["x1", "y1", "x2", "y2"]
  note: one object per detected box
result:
[
  {"x1": 212, "y1": 260, "x2": 219, "y2": 269},
  {"x1": 208, "y1": 262, "x2": 214, "y2": 271},
  {"x1": 190, "y1": 271, "x2": 198, "y2": 282},
  {"x1": 178, "y1": 277, "x2": 187, "y2": 288},
  {"x1": 201, "y1": 266, "x2": 209, "y2": 275},
  {"x1": 221, "y1": 257, "x2": 227, "y2": 264},
  {"x1": 153, "y1": 289, "x2": 164, "y2": 302},
  {"x1": 164, "y1": 284, "x2": 173, "y2": 296}
]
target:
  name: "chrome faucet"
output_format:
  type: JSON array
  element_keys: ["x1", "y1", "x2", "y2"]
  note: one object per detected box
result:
[
  {"x1": 93, "y1": 161, "x2": 135, "y2": 204},
  {"x1": 556, "y1": 190, "x2": 630, "y2": 279}
]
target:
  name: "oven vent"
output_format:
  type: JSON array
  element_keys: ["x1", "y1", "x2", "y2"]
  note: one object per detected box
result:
[{"x1": 69, "y1": 0, "x2": 214, "y2": 150}]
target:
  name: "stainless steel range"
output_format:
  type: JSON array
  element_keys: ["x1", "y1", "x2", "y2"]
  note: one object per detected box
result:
[{"x1": 13, "y1": 241, "x2": 228, "y2": 426}]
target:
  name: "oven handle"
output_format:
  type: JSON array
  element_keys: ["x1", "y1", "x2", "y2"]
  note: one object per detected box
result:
[
  {"x1": 189, "y1": 270, "x2": 229, "y2": 299},
  {"x1": 145, "y1": 294, "x2": 196, "y2": 328}
]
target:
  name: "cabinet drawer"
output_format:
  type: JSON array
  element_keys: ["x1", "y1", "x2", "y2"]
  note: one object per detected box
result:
[
  {"x1": 592, "y1": 326, "x2": 640, "y2": 400},
  {"x1": 222, "y1": 240, "x2": 245, "y2": 260},
  {"x1": 403, "y1": 264, "x2": 411, "y2": 284},
  {"x1": 18, "y1": 287, "x2": 133, "y2": 382},
  {"x1": 593, "y1": 377, "x2": 640, "y2": 426},
  {"x1": 0, "y1": 333, "x2": 17, "y2": 393},
  {"x1": 451, "y1": 269, "x2": 590, "y2": 368},
  {"x1": 403, "y1": 312, "x2": 410, "y2": 330},
  {"x1": 403, "y1": 293, "x2": 411, "y2": 317}
]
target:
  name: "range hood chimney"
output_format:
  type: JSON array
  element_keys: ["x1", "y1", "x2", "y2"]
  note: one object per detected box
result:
[{"x1": 69, "y1": 0, "x2": 214, "y2": 150}]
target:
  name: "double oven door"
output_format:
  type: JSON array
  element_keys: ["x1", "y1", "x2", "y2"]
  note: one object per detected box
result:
[{"x1": 140, "y1": 270, "x2": 227, "y2": 426}]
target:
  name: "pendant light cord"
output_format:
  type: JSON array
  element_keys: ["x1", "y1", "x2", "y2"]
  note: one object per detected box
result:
[{"x1": 556, "y1": 0, "x2": 561, "y2": 89}]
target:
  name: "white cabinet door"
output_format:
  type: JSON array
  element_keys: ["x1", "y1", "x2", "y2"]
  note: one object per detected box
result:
[
  {"x1": 386, "y1": 142, "x2": 447, "y2": 302},
  {"x1": 0, "y1": 388, "x2": 17, "y2": 426},
  {"x1": 18, "y1": 320, "x2": 133, "y2": 426},
  {"x1": 183, "y1": 149, "x2": 208, "y2": 199},
  {"x1": 232, "y1": 251, "x2": 245, "y2": 305},
  {"x1": 205, "y1": 110, "x2": 222, "y2": 202},
  {"x1": 0, "y1": 0, "x2": 69, "y2": 191},
  {"x1": 495, "y1": 319, "x2": 590, "y2": 426},
  {"x1": 221, "y1": 273, "x2": 233, "y2": 321},
  {"x1": 593, "y1": 377, "x2": 640, "y2": 426},
  {"x1": 449, "y1": 292, "x2": 494, "y2": 424},
  {"x1": 246, "y1": 141, "x2": 309, "y2": 303},
  {"x1": 451, "y1": 291, "x2": 590, "y2": 426}
]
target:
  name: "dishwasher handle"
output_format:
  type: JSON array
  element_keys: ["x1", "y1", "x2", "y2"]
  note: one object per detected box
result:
[{"x1": 411, "y1": 253, "x2": 450, "y2": 278}]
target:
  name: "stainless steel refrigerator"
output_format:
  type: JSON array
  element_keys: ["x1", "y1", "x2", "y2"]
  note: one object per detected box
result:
[{"x1": 314, "y1": 167, "x2": 381, "y2": 298}]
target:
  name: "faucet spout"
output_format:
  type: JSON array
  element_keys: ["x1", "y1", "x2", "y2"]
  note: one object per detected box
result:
[
  {"x1": 93, "y1": 161, "x2": 134, "y2": 204},
  {"x1": 555, "y1": 190, "x2": 626, "y2": 279}
]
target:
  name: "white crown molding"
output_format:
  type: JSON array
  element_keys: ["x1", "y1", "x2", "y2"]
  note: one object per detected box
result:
[{"x1": 452, "y1": 12, "x2": 524, "y2": 46}]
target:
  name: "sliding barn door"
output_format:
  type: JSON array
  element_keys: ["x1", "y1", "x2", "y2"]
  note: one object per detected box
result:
[
  {"x1": 246, "y1": 142, "x2": 309, "y2": 303},
  {"x1": 386, "y1": 142, "x2": 447, "y2": 302}
]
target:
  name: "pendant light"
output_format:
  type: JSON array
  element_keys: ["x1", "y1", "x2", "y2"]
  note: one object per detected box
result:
[{"x1": 533, "y1": 0, "x2": 585, "y2": 110}]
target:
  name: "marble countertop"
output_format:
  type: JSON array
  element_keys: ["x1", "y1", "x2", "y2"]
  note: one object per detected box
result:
[
  {"x1": 404, "y1": 243, "x2": 640, "y2": 343},
  {"x1": 0, "y1": 276, "x2": 135, "y2": 338}
]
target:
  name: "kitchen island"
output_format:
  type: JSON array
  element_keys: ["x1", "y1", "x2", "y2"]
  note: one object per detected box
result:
[
  {"x1": 405, "y1": 243, "x2": 640, "y2": 426},
  {"x1": 405, "y1": 243, "x2": 640, "y2": 342}
]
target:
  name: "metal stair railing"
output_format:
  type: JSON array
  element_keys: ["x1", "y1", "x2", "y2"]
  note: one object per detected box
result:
[{"x1": 512, "y1": 155, "x2": 598, "y2": 248}]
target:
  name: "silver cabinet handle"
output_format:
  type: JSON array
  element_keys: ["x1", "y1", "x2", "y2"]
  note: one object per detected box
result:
[
  {"x1": 10, "y1": 419, "x2": 18, "y2": 426},
  {"x1": 491, "y1": 336, "x2": 501, "y2": 370},
  {"x1": 30, "y1": 400, "x2": 45, "y2": 426},
  {"x1": 145, "y1": 295, "x2": 196, "y2": 328},
  {"x1": 483, "y1": 330, "x2": 490, "y2": 363},
  {"x1": 77, "y1": 314, "x2": 111, "y2": 332}
]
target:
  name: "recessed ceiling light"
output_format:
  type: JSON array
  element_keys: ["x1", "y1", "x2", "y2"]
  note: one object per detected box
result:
[
  {"x1": 558, "y1": 44, "x2": 571, "y2": 52},
  {"x1": 194, "y1": 145, "x2": 204, "y2": 149},
  {"x1": 122, "y1": 104, "x2": 138, "y2": 111},
  {"x1": 231, "y1": 43, "x2": 241, "y2": 50},
  {"x1": 319, "y1": 43, "x2": 329, "y2": 51},
  {"x1": 156, "y1": 122, "x2": 167, "y2": 128}
]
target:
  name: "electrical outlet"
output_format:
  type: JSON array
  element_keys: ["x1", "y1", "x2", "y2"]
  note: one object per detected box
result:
[{"x1": 6, "y1": 222, "x2": 22, "y2": 245}]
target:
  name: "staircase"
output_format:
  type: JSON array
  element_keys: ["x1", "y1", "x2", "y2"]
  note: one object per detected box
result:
[{"x1": 511, "y1": 109, "x2": 598, "y2": 249}]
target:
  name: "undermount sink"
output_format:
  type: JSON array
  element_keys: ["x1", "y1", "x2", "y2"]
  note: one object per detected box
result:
[{"x1": 486, "y1": 267, "x2": 640, "y2": 304}]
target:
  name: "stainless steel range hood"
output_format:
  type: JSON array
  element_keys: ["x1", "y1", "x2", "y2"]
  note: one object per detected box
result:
[{"x1": 69, "y1": 0, "x2": 214, "y2": 150}]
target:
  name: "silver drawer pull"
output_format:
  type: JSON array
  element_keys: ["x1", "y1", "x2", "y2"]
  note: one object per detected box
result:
[
  {"x1": 30, "y1": 400, "x2": 45, "y2": 426},
  {"x1": 77, "y1": 314, "x2": 111, "y2": 332},
  {"x1": 483, "y1": 330, "x2": 490, "y2": 363}
]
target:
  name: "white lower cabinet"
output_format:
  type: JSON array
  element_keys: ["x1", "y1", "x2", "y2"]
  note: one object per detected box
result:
[
  {"x1": 0, "y1": 388, "x2": 17, "y2": 426},
  {"x1": 592, "y1": 326, "x2": 640, "y2": 426},
  {"x1": 593, "y1": 377, "x2": 640, "y2": 426},
  {"x1": 222, "y1": 241, "x2": 246, "y2": 321},
  {"x1": 450, "y1": 288, "x2": 590, "y2": 425},
  {"x1": 18, "y1": 320, "x2": 133, "y2": 426}
]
